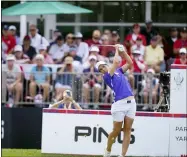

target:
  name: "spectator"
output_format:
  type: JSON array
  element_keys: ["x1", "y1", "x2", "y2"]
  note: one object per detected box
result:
[
  {"x1": 74, "y1": 32, "x2": 89, "y2": 63},
  {"x1": 8, "y1": 25, "x2": 20, "y2": 45},
  {"x1": 2, "y1": 41, "x2": 8, "y2": 63},
  {"x1": 48, "y1": 35, "x2": 65, "y2": 63},
  {"x1": 141, "y1": 20, "x2": 157, "y2": 45},
  {"x1": 49, "y1": 29, "x2": 62, "y2": 46},
  {"x1": 22, "y1": 35, "x2": 37, "y2": 61},
  {"x1": 131, "y1": 35, "x2": 145, "y2": 60},
  {"x1": 173, "y1": 27, "x2": 187, "y2": 58},
  {"x1": 29, "y1": 24, "x2": 49, "y2": 53},
  {"x1": 111, "y1": 31, "x2": 120, "y2": 45},
  {"x1": 124, "y1": 38, "x2": 132, "y2": 56},
  {"x1": 125, "y1": 23, "x2": 147, "y2": 46},
  {"x1": 29, "y1": 54, "x2": 50, "y2": 101},
  {"x1": 63, "y1": 33, "x2": 76, "y2": 54},
  {"x1": 55, "y1": 56, "x2": 75, "y2": 101},
  {"x1": 142, "y1": 69, "x2": 159, "y2": 110},
  {"x1": 4, "y1": 54, "x2": 23, "y2": 104},
  {"x1": 173, "y1": 48, "x2": 187, "y2": 65},
  {"x1": 100, "y1": 34, "x2": 114, "y2": 57},
  {"x1": 103, "y1": 29, "x2": 112, "y2": 43},
  {"x1": 144, "y1": 36, "x2": 165, "y2": 73},
  {"x1": 2, "y1": 25, "x2": 16, "y2": 54},
  {"x1": 83, "y1": 55, "x2": 101, "y2": 103},
  {"x1": 132, "y1": 50, "x2": 146, "y2": 73},
  {"x1": 85, "y1": 30, "x2": 101, "y2": 47},
  {"x1": 68, "y1": 46, "x2": 82, "y2": 63},
  {"x1": 37, "y1": 44, "x2": 54, "y2": 64},
  {"x1": 14, "y1": 45, "x2": 30, "y2": 64}
]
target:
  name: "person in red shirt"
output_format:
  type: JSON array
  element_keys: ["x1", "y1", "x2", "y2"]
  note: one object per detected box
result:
[
  {"x1": 124, "y1": 23, "x2": 147, "y2": 46},
  {"x1": 173, "y1": 48, "x2": 187, "y2": 65},
  {"x1": 2, "y1": 25, "x2": 16, "y2": 54},
  {"x1": 173, "y1": 27, "x2": 187, "y2": 58},
  {"x1": 85, "y1": 30, "x2": 101, "y2": 47},
  {"x1": 100, "y1": 34, "x2": 114, "y2": 57}
]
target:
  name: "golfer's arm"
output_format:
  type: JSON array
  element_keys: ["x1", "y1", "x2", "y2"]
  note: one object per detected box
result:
[
  {"x1": 109, "y1": 48, "x2": 120, "y2": 76},
  {"x1": 121, "y1": 53, "x2": 133, "y2": 73}
]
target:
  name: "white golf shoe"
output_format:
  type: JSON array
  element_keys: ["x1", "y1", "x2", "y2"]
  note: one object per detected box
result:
[{"x1": 103, "y1": 149, "x2": 111, "y2": 157}]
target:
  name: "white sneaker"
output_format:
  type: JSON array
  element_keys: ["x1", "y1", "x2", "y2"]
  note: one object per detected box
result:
[{"x1": 103, "y1": 149, "x2": 111, "y2": 157}]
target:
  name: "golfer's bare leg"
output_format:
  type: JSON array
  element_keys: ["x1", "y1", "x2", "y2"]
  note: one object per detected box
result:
[
  {"x1": 122, "y1": 116, "x2": 134, "y2": 156},
  {"x1": 106, "y1": 121, "x2": 123, "y2": 152}
]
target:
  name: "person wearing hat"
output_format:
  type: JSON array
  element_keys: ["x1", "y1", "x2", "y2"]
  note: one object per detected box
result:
[
  {"x1": 48, "y1": 35, "x2": 65, "y2": 63},
  {"x1": 124, "y1": 23, "x2": 147, "y2": 46},
  {"x1": 144, "y1": 36, "x2": 165, "y2": 73},
  {"x1": 9, "y1": 25, "x2": 20, "y2": 45},
  {"x1": 22, "y1": 35, "x2": 37, "y2": 61},
  {"x1": 74, "y1": 32, "x2": 89, "y2": 63},
  {"x1": 173, "y1": 27, "x2": 187, "y2": 57},
  {"x1": 4, "y1": 54, "x2": 23, "y2": 105},
  {"x1": 2, "y1": 25, "x2": 16, "y2": 54},
  {"x1": 30, "y1": 54, "x2": 50, "y2": 102},
  {"x1": 14, "y1": 45, "x2": 30, "y2": 64},
  {"x1": 82, "y1": 55, "x2": 102, "y2": 103},
  {"x1": 142, "y1": 68, "x2": 159, "y2": 111},
  {"x1": 173, "y1": 48, "x2": 187, "y2": 65},
  {"x1": 95, "y1": 44, "x2": 135, "y2": 157},
  {"x1": 54, "y1": 56, "x2": 75, "y2": 101}
]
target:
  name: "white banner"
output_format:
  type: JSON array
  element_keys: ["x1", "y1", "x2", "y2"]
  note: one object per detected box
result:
[{"x1": 41, "y1": 111, "x2": 187, "y2": 156}]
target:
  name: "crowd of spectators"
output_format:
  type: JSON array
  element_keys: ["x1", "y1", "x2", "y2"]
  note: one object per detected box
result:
[{"x1": 2, "y1": 21, "x2": 187, "y2": 109}]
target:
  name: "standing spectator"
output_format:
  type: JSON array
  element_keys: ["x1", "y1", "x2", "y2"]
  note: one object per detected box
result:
[
  {"x1": 29, "y1": 24, "x2": 49, "y2": 53},
  {"x1": 82, "y1": 55, "x2": 101, "y2": 103},
  {"x1": 131, "y1": 35, "x2": 145, "y2": 60},
  {"x1": 173, "y1": 27, "x2": 187, "y2": 58},
  {"x1": 100, "y1": 34, "x2": 114, "y2": 57},
  {"x1": 173, "y1": 48, "x2": 187, "y2": 65},
  {"x1": 8, "y1": 25, "x2": 20, "y2": 45},
  {"x1": 48, "y1": 35, "x2": 65, "y2": 63},
  {"x1": 37, "y1": 44, "x2": 54, "y2": 64},
  {"x1": 125, "y1": 23, "x2": 147, "y2": 46},
  {"x1": 144, "y1": 36, "x2": 165, "y2": 73},
  {"x1": 14, "y1": 45, "x2": 30, "y2": 64},
  {"x1": 85, "y1": 30, "x2": 101, "y2": 47},
  {"x1": 74, "y1": 32, "x2": 89, "y2": 63},
  {"x1": 63, "y1": 33, "x2": 76, "y2": 54},
  {"x1": 22, "y1": 35, "x2": 37, "y2": 61},
  {"x1": 141, "y1": 20, "x2": 157, "y2": 45},
  {"x1": 2, "y1": 25, "x2": 16, "y2": 54},
  {"x1": 4, "y1": 54, "x2": 23, "y2": 104},
  {"x1": 29, "y1": 54, "x2": 50, "y2": 101}
]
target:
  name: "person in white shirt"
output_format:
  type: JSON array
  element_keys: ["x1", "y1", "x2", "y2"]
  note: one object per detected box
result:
[
  {"x1": 63, "y1": 33, "x2": 76, "y2": 54},
  {"x1": 9, "y1": 25, "x2": 21, "y2": 45},
  {"x1": 29, "y1": 24, "x2": 49, "y2": 53},
  {"x1": 74, "y1": 32, "x2": 89, "y2": 63},
  {"x1": 48, "y1": 35, "x2": 65, "y2": 63}
]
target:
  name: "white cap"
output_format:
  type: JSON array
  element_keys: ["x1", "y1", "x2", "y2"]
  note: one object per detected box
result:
[
  {"x1": 9, "y1": 25, "x2": 16, "y2": 30},
  {"x1": 39, "y1": 44, "x2": 47, "y2": 50},
  {"x1": 6, "y1": 54, "x2": 15, "y2": 61},
  {"x1": 35, "y1": 54, "x2": 44, "y2": 61},
  {"x1": 179, "y1": 48, "x2": 186, "y2": 54},
  {"x1": 14, "y1": 45, "x2": 23, "y2": 52},
  {"x1": 132, "y1": 49, "x2": 141, "y2": 54},
  {"x1": 90, "y1": 46, "x2": 99, "y2": 52},
  {"x1": 75, "y1": 32, "x2": 83, "y2": 38},
  {"x1": 95, "y1": 61, "x2": 107, "y2": 70},
  {"x1": 147, "y1": 68, "x2": 155, "y2": 74},
  {"x1": 88, "y1": 55, "x2": 97, "y2": 61}
]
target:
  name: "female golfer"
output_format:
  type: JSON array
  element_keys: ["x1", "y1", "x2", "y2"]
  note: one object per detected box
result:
[{"x1": 95, "y1": 44, "x2": 136, "y2": 157}]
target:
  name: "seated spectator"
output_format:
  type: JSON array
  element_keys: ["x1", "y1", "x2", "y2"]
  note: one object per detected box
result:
[
  {"x1": 173, "y1": 48, "x2": 187, "y2": 65},
  {"x1": 124, "y1": 38, "x2": 132, "y2": 56},
  {"x1": 142, "y1": 69, "x2": 159, "y2": 110},
  {"x1": 100, "y1": 34, "x2": 114, "y2": 57},
  {"x1": 68, "y1": 46, "x2": 82, "y2": 63},
  {"x1": 29, "y1": 54, "x2": 50, "y2": 102},
  {"x1": 83, "y1": 55, "x2": 101, "y2": 103},
  {"x1": 125, "y1": 23, "x2": 147, "y2": 46},
  {"x1": 85, "y1": 30, "x2": 101, "y2": 47},
  {"x1": 111, "y1": 30, "x2": 120, "y2": 45},
  {"x1": 14, "y1": 45, "x2": 30, "y2": 64},
  {"x1": 144, "y1": 36, "x2": 164, "y2": 73},
  {"x1": 55, "y1": 56, "x2": 75, "y2": 101},
  {"x1": 37, "y1": 44, "x2": 54, "y2": 64},
  {"x1": 131, "y1": 35, "x2": 145, "y2": 60},
  {"x1": 173, "y1": 27, "x2": 187, "y2": 58},
  {"x1": 22, "y1": 35, "x2": 37, "y2": 61},
  {"x1": 74, "y1": 32, "x2": 89, "y2": 63},
  {"x1": 4, "y1": 54, "x2": 23, "y2": 105},
  {"x1": 132, "y1": 50, "x2": 146, "y2": 73},
  {"x1": 9, "y1": 25, "x2": 20, "y2": 45},
  {"x1": 48, "y1": 35, "x2": 65, "y2": 63},
  {"x1": 63, "y1": 33, "x2": 76, "y2": 54},
  {"x1": 49, "y1": 90, "x2": 82, "y2": 110},
  {"x1": 2, "y1": 41, "x2": 8, "y2": 63},
  {"x1": 49, "y1": 29, "x2": 62, "y2": 46}
]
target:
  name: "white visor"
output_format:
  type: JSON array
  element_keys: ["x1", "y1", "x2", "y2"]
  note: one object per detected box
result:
[{"x1": 95, "y1": 61, "x2": 107, "y2": 70}]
